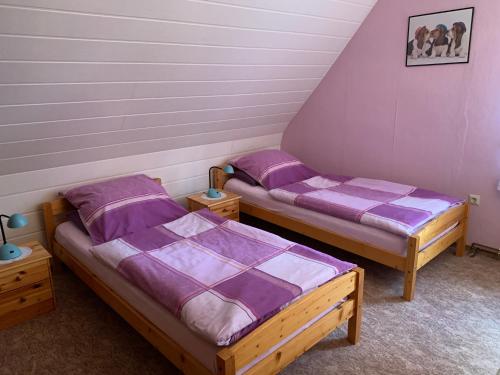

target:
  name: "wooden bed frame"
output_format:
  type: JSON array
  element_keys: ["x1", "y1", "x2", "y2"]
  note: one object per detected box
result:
[
  {"x1": 42, "y1": 178, "x2": 364, "y2": 375},
  {"x1": 214, "y1": 170, "x2": 468, "y2": 301}
]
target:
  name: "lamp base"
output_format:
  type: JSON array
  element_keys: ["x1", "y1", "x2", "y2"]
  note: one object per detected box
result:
[
  {"x1": 206, "y1": 188, "x2": 222, "y2": 199},
  {"x1": 0, "y1": 243, "x2": 22, "y2": 260}
]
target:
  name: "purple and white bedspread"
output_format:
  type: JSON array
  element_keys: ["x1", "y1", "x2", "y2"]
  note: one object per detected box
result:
[
  {"x1": 91, "y1": 209, "x2": 355, "y2": 346},
  {"x1": 269, "y1": 175, "x2": 464, "y2": 237}
]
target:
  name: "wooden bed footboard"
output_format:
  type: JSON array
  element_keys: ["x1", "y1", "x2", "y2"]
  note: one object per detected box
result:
[
  {"x1": 403, "y1": 203, "x2": 468, "y2": 300},
  {"x1": 214, "y1": 168, "x2": 468, "y2": 302},
  {"x1": 217, "y1": 268, "x2": 363, "y2": 375},
  {"x1": 42, "y1": 182, "x2": 364, "y2": 375}
]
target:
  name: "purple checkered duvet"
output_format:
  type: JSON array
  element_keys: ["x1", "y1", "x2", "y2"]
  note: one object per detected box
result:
[
  {"x1": 91, "y1": 209, "x2": 355, "y2": 346},
  {"x1": 269, "y1": 175, "x2": 464, "y2": 237}
]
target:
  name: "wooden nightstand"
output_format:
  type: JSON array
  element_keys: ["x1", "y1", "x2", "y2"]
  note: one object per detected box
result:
[
  {"x1": 0, "y1": 241, "x2": 55, "y2": 330},
  {"x1": 187, "y1": 190, "x2": 241, "y2": 221}
]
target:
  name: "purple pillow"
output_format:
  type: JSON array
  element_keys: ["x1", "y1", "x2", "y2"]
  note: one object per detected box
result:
[
  {"x1": 231, "y1": 167, "x2": 259, "y2": 186},
  {"x1": 230, "y1": 150, "x2": 318, "y2": 190},
  {"x1": 64, "y1": 174, "x2": 188, "y2": 245}
]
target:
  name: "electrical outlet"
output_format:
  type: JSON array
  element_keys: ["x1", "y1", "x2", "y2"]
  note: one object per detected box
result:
[{"x1": 468, "y1": 194, "x2": 480, "y2": 206}]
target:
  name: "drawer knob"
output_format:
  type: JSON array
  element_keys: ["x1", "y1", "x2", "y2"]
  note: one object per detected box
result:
[{"x1": 19, "y1": 297, "x2": 27, "y2": 303}]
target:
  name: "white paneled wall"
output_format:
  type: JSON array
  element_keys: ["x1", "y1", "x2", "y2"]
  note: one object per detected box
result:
[
  {"x1": 0, "y1": 0, "x2": 376, "y2": 246},
  {"x1": 0, "y1": 0, "x2": 376, "y2": 175},
  {"x1": 0, "y1": 133, "x2": 282, "y2": 246}
]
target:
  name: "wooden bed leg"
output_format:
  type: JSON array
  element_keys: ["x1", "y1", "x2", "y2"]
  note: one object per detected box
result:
[
  {"x1": 347, "y1": 267, "x2": 364, "y2": 344},
  {"x1": 216, "y1": 349, "x2": 235, "y2": 375},
  {"x1": 455, "y1": 204, "x2": 469, "y2": 257},
  {"x1": 403, "y1": 236, "x2": 419, "y2": 301}
]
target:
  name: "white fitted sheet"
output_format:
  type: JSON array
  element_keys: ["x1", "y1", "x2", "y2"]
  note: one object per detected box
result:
[
  {"x1": 225, "y1": 179, "x2": 456, "y2": 255},
  {"x1": 55, "y1": 221, "x2": 343, "y2": 374}
]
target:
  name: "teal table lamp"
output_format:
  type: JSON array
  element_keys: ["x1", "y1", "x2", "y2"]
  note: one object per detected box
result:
[
  {"x1": 207, "y1": 165, "x2": 234, "y2": 198},
  {"x1": 0, "y1": 213, "x2": 28, "y2": 260}
]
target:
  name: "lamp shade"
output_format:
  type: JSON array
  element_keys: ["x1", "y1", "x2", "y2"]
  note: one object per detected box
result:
[
  {"x1": 223, "y1": 165, "x2": 234, "y2": 174},
  {"x1": 7, "y1": 213, "x2": 28, "y2": 229}
]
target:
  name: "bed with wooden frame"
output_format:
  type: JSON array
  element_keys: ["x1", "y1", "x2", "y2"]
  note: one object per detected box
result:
[
  {"x1": 213, "y1": 170, "x2": 468, "y2": 301},
  {"x1": 42, "y1": 178, "x2": 364, "y2": 375}
]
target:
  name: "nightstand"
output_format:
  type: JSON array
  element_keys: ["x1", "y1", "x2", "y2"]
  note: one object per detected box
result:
[
  {"x1": 187, "y1": 190, "x2": 241, "y2": 221},
  {"x1": 0, "y1": 241, "x2": 55, "y2": 330}
]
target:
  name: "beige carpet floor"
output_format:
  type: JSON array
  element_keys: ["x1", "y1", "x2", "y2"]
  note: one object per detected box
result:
[{"x1": 1, "y1": 221, "x2": 499, "y2": 375}]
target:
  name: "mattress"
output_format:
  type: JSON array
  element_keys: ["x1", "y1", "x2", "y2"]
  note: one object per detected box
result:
[
  {"x1": 225, "y1": 178, "x2": 456, "y2": 255},
  {"x1": 55, "y1": 221, "x2": 342, "y2": 374}
]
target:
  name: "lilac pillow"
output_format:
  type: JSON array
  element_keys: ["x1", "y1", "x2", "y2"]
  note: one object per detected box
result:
[
  {"x1": 231, "y1": 167, "x2": 259, "y2": 186},
  {"x1": 64, "y1": 174, "x2": 188, "y2": 245},
  {"x1": 230, "y1": 150, "x2": 318, "y2": 190}
]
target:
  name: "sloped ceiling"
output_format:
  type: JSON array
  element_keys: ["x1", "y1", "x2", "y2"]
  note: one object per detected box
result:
[{"x1": 0, "y1": 0, "x2": 377, "y2": 175}]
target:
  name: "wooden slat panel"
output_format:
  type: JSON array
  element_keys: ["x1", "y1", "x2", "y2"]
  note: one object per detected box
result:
[
  {"x1": 243, "y1": 299, "x2": 355, "y2": 375},
  {"x1": 0, "y1": 92, "x2": 309, "y2": 126},
  {"x1": 0, "y1": 62, "x2": 329, "y2": 84},
  {"x1": 0, "y1": 7, "x2": 346, "y2": 52},
  {"x1": 0, "y1": 119, "x2": 289, "y2": 159},
  {"x1": 0, "y1": 104, "x2": 299, "y2": 143},
  {"x1": 417, "y1": 222, "x2": 465, "y2": 269},
  {"x1": 203, "y1": 0, "x2": 372, "y2": 22},
  {"x1": 0, "y1": 36, "x2": 337, "y2": 65},
  {"x1": 416, "y1": 204, "x2": 467, "y2": 246},
  {"x1": 0, "y1": 80, "x2": 319, "y2": 106},
  {"x1": 0, "y1": 125, "x2": 285, "y2": 175},
  {"x1": 0, "y1": 0, "x2": 360, "y2": 37}
]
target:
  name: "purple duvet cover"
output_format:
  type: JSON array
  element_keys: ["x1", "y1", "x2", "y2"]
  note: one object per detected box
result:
[
  {"x1": 91, "y1": 209, "x2": 355, "y2": 346},
  {"x1": 269, "y1": 175, "x2": 464, "y2": 237}
]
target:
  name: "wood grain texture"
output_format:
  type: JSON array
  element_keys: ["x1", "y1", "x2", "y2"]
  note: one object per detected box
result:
[{"x1": 0, "y1": 0, "x2": 375, "y2": 175}]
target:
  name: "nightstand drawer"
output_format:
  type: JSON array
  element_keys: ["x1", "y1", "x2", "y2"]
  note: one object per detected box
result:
[
  {"x1": 0, "y1": 262, "x2": 49, "y2": 294},
  {"x1": 0, "y1": 278, "x2": 53, "y2": 317},
  {"x1": 212, "y1": 202, "x2": 238, "y2": 217}
]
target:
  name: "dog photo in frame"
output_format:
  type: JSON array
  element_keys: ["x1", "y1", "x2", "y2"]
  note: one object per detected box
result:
[{"x1": 406, "y1": 7, "x2": 474, "y2": 67}]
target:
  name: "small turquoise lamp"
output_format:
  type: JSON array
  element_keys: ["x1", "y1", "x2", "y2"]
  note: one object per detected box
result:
[
  {"x1": 0, "y1": 213, "x2": 28, "y2": 260},
  {"x1": 207, "y1": 165, "x2": 234, "y2": 199}
]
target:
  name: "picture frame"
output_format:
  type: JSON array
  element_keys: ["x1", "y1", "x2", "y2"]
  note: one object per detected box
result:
[{"x1": 406, "y1": 7, "x2": 474, "y2": 67}]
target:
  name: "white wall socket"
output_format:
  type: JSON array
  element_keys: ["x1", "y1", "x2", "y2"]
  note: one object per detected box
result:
[{"x1": 468, "y1": 194, "x2": 480, "y2": 206}]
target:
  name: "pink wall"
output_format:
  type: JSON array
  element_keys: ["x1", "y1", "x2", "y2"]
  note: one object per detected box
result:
[{"x1": 282, "y1": 0, "x2": 500, "y2": 247}]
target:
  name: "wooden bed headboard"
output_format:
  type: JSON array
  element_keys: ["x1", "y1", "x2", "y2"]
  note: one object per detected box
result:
[
  {"x1": 213, "y1": 168, "x2": 231, "y2": 190},
  {"x1": 42, "y1": 177, "x2": 162, "y2": 252}
]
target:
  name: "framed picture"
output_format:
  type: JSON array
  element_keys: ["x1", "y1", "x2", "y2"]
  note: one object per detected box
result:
[{"x1": 406, "y1": 7, "x2": 474, "y2": 67}]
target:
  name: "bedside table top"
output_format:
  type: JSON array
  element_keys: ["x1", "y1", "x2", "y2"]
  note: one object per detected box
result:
[
  {"x1": 187, "y1": 190, "x2": 241, "y2": 208},
  {"x1": 0, "y1": 241, "x2": 51, "y2": 273}
]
